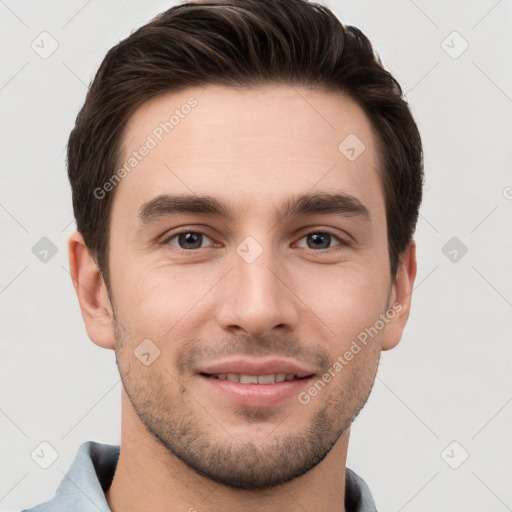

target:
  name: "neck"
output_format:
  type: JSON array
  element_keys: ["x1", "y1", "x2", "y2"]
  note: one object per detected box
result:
[{"x1": 106, "y1": 392, "x2": 349, "y2": 512}]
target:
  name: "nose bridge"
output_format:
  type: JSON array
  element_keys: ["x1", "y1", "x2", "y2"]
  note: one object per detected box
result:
[
  {"x1": 237, "y1": 242, "x2": 281, "y2": 305},
  {"x1": 216, "y1": 236, "x2": 299, "y2": 337}
]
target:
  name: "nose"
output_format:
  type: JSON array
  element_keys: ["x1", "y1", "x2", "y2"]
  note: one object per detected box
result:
[{"x1": 215, "y1": 243, "x2": 300, "y2": 339}]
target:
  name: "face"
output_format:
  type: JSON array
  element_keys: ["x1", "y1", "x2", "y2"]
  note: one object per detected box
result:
[{"x1": 106, "y1": 85, "x2": 397, "y2": 489}]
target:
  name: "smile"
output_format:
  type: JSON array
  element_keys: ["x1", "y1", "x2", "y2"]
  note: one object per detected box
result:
[{"x1": 206, "y1": 373, "x2": 302, "y2": 384}]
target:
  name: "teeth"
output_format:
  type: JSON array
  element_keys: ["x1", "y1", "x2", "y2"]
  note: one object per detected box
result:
[
  {"x1": 240, "y1": 374, "x2": 258, "y2": 384},
  {"x1": 210, "y1": 373, "x2": 297, "y2": 384},
  {"x1": 258, "y1": 374, "x2": 276, "y2": 384}
]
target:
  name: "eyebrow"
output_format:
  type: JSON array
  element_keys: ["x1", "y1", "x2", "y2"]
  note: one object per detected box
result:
[{"x1": 137, "y1": 192, "x2": 371, "y2": 226}]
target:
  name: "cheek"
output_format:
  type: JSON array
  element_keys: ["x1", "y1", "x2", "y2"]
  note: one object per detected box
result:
[
  {"x1": 298, "y1": 264, "x2": 389, "y2": 341},
  {"x1": 111, "y1": 262, "x2": 215, "y2": 345},
  {"x1": 111, "y1": 245, "x2": 391, "y2": 352}
]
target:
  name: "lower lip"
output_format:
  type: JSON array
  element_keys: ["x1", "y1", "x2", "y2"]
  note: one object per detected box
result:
[{"x1": 198, "y1": 375, "x2": 313, "y2": 407}]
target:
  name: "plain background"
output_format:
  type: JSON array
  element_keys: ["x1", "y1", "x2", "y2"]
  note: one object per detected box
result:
[{"x1": 1, "y1": 0, "x2": 511, "y2": 510}]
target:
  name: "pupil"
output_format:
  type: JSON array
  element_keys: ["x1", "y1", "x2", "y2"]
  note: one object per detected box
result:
[
  {"x1": 180, "y1": 232, "x2": 201, "y2": 249},
  {"x1": 309, "y1": 233, "x2": 329, "y2": 249}
]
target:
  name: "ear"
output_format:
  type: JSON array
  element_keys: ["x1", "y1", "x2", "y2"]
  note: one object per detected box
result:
[
  {"x1": 381, "y1": 241, "x2": 417, "y2": 351},
  {"x1": 68, "y1": 231, "x2": 115, "y2": 350}
]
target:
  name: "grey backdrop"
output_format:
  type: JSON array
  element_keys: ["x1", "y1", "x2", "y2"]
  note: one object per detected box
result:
[{"x1": 1, "y1": 0, "x2": 511, "y2": 510}]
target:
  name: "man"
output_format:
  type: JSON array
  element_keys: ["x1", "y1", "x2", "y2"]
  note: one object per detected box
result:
[{"x1": 24, "y1": 0, "x2": 422, "y2": 510}]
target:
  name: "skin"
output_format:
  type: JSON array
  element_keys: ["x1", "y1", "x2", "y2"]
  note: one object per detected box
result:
[{"x1": 69, "y1": 84, "x2": 416, "y2": 512}]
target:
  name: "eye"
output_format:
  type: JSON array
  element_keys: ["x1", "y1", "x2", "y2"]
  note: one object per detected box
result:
[
  {"x1": 295, "y1": 231, "x2": 345, "y2": 250},
  {"x1": 161, "y1": 229, "x2": 348, "y2": 253},
  {"x1": 163, "y1": 230, "x2": 215, "y2": 250}
]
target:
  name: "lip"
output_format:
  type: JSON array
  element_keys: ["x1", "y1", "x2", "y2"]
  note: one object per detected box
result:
[
  {"x1": 197, "y1": 358, "x2": 316, "y2": 379},
  {"x1": 196, "y1": 358, "x2": 316, "y2": 407},
  {"x1": 198, "y1": 374, "x2": 314, "y2": 407}
]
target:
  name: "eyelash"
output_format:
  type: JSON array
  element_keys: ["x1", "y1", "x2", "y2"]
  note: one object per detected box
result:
[{"x1": 160, "y1": 228, "x2": 349, "y2": 253}]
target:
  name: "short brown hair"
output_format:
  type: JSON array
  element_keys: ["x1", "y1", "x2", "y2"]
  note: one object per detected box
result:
[{"x1": 67, "y1": 0, "x2": 423, "y2": 290}]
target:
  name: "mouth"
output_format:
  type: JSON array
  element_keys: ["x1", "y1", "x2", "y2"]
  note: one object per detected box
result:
[
  {"x1": 196, "y1": 359, "x2": 316, "y2": 407},
  {"x1": 201, "y1": 372, "x2": 309, "y2": 384}
]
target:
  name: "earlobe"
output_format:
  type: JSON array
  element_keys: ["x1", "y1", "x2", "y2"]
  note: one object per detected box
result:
[
  {"x1": 381, "y1": 242, "x2": 417, "y2": 351},
  {"x1": 68, "y1": 231, "x2": 115, "y2": 350}
]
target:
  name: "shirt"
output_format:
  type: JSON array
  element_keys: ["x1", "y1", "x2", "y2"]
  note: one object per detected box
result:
[{"x1": 21, "y1": 441, "x2": 378, "y2": 512}]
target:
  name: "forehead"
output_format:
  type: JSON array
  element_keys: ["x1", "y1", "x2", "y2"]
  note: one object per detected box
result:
[{"x1": 112, "y1": 84, "x2": 384, "y2": 225}]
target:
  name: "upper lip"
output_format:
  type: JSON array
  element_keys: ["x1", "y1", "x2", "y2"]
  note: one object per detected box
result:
[{"x1": 198, "y1": 358, "x2": 316, "y2": 379}]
